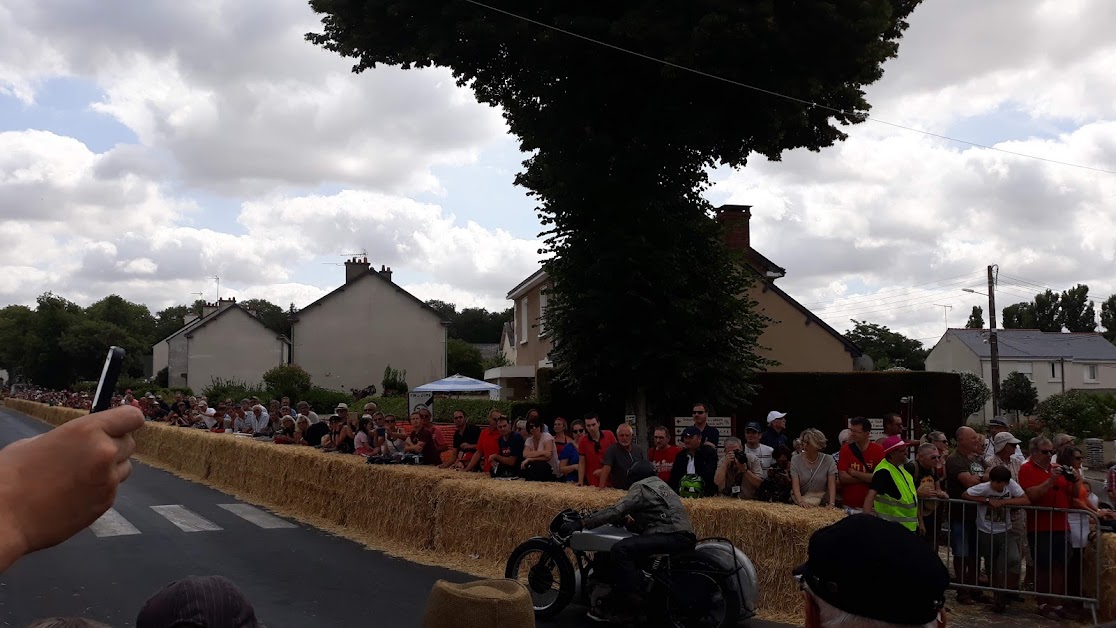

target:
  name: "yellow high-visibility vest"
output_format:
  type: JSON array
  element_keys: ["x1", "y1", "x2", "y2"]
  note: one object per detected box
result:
[{"x1": 873, "y1": 458, "x2": 918, "y2": 531}]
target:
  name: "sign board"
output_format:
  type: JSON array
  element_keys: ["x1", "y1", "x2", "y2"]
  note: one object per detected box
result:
[
  {"x1": 625, "y1": 415, "x2": 637, "y2": 428},
  {"x1": 674, "y1": 416, "x2": 733, "y2": 455},
  {"x1": 849, "y1": 417, "x2": 885, "y2": 441},
  {"x1": 409, "y1": 392, "x2": 435, "y2": 418}
]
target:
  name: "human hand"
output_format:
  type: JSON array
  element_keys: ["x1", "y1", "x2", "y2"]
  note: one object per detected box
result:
[
  {"x1": 593, "y1": 469, "x2": 603, "y2": 478},
  {"x1": 0, "y1": 405, "x2": 143, "y2": 567},
  {"x1": 988, "y1": 499, "x2": 1002, "y2": 509}
]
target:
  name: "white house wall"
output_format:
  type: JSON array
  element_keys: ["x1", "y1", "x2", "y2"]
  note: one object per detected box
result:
[
  {"x1": 185, "y1": 308, "x2": 288, "y2": 393},
  {"x1": 292, "y1": 276, "x2": 446, "y2": 393},
  {"x1": 152, "y1": 340, "x2": 169, "y2": 376}
]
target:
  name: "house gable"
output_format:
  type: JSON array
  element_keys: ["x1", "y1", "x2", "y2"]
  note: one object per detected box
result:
[{"x1": 291, "y1": 267, "x2": 447, "y2": 325}]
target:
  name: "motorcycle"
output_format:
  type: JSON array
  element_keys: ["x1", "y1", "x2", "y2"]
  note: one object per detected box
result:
[{"x1": 505, "y1": 508, "x2": 759, "y2": 626}]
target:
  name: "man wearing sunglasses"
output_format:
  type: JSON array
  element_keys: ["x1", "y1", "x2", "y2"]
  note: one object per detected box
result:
[
  {"x1": 1019, "y1": 435, "x2": 1078, "y2": 619},
  {"x1": 910, "y1": 443, "x2": 948, "y2": 547},
  {"x1": 689, "y1": 403, "x2": 719, "y2": 449},
  {"x1": 576, "y1": 413, "x2": 616, "y2": 487}
]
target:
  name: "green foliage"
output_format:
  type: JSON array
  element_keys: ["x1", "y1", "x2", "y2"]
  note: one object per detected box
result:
[
  {"x1": 1102, "y1": 295, "x2": 1116, "y2": 344},
  {"x1": 240, "y1": 298, "x2": 292, "y2": 337},
  {"x1": 1002, "y1": 302, "x2": 1036, "y2": 330},
  {"x1": 447, "y1": 339, "x2": 484, "y2": 379},
  {"x1": 382, "y1": 365, "x2": 408, "y2": 396},
  {"x1": 1000, "y1": 371, "x2": 1039, "y2": 417},
  {"x1": 482, "y1": 351, "x2": 512, "y2": 371},
  {"x1": 154, "y1": 367, "x2": 169, "y2": 388},
  {"x1": 958, "y1": 371, "x2": 992, "y2": 418},
  {"x1": 1035, "y1": 390, "x2": 1116, "y2": 439},
  {"x1": 307, "y1": 0, "x2": 920, "y2": 424},
  {"x1": 1058, "y1": 284, "x2": 1096, "y2": 332},
  {"x1": 153, "y1": 305, "x2": 192, "y2": 341},
  {"x1": 535, "y1": 367, "x2": 555, "y2": 404},
  {"x1": 201, "y1": 378, "x2": 269, "y2": 403},
  {"x1": 424, "y1": 300, "x2": 512, "y2": 343},
  {"x1": 1002, "y1": 285, "x2": 1098, "y2": 333},
  {"x1": 261, "y1": 364, "x2": 313, "y2": 400},
  {"x1": 845, "y1": 320, "x2": 929, "y2": 370},
  {"x1": 965, "y1": 306, "x2": 984, "y2": 329},
  {"x1": 300, "y1": 386, "x2": 355, "y2": 415}
]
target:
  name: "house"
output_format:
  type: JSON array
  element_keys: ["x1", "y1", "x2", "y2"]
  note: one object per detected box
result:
[
  {"x1": 484, "y1": 205, "x2": 865, "y2": 399},
  {"x1": 151, "y1": 298, "x2": 290, "y2": 392},
  {"x1": 925, "y1": 328, "x2": 1116, "y2": 422},
  {"x1": 290, "y1": 257, "x2": 448, "y2": 394}
]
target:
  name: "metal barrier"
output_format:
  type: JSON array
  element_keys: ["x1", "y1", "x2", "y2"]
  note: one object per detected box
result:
[{"x1": 920, "y1": 497, "x2": 1102, "y2": 624}]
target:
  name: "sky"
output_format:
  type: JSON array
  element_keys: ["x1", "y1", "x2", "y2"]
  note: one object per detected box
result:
[{"x1": 2, "y1": 0, "x2": 1115, "y2": 347}]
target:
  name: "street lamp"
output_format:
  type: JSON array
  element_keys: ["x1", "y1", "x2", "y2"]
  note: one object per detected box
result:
[{"x1": 962, "y1": 267, "x2": 1001, "y2": 418}]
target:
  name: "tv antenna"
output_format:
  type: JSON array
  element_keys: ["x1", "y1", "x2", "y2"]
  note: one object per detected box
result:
[
  {"x1": 932, "y1": 303, "x2": 953, "y2": 325},
  {"x1": 209, "y1": 276, "x2": 220, "y2": 301}
]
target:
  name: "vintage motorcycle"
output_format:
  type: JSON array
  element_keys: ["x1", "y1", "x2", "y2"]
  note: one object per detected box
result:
[{"x1": 505, "y1": 508, "x2": 759, "y2": 627}]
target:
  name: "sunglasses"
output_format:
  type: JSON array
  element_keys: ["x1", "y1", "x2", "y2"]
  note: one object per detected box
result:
[
  {"x1": 1039, "y1": 449, "x2": 1054, "y2": 455},
  {"x1": 572, "y1": 429, "x2": 585, "y2": 434},
  {"x1": 692, "y1": 411, "x2": 706, "y2": 415}
]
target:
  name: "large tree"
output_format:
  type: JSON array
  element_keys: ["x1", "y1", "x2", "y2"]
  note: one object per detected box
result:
[
  {"x1": 844, "y1": 320, "x2": 928, "y2": 370},
  {"x1": 1000, "y1": 371, "x2": 1038, "y2": 420},
  {"x1": 308, "y1": 0, "x2": 921, "y2": 432},
  {"x1": 1057, "y1": 284, "x2": 1096, "y2": 332},
  {"x1": 447, "y1": 338, "x2": 485, "y2": 379},
  {"x1": 1101, "y1": 294, "x2": 1116, "y2": 344},
  {"x1": 965, "y1": 306, "x2": 984, "y2": 329},
  {"x1": 1001, "y1": 302, "x2": 1036, "y2": 330},
  {"x1": 240, "y1": 298, "x2": 291, "y2": 337}
]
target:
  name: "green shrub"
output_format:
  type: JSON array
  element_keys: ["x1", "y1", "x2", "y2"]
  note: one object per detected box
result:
[
  {"x1": 382, "y1": 365, "x2": 409, "y2": 397},
  {"x1": 115, "y1": 376, "x2": 152, "y2": 395},
  {"x1": 958, "y1": 372, "x2": 991, "y2": 419},
  {"x1": 72, "y1": 380, "x2": 97, "y2": 393},
  {"x1": 154, "y1": 367, "x2": 169, "y2": 388},
  {"x1": 1035, "y1": 390, "x2": 1116, "y2": 439},
  {"x1": 262, "y1": 364, "x2": 313, "y2": 400},
  {"x1": 201, "y1": 378, "x2": 268, "y2": 403},
  {"x1": 300, "y1": 386, "x2": 356, "y2": 415}
]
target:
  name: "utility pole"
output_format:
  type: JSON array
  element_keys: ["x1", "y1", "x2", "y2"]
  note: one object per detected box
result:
[{"x1": 988, "y1": 265, "x2": 1000, "y2": 418}]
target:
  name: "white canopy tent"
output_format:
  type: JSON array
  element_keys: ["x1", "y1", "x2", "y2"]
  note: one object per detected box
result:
[{"x1": 412, "y1": 374, "x2": 501, "y2": 399}]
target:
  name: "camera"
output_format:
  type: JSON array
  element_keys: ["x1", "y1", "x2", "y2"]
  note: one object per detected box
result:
[
  {"x1": 1062, "y1": 467, "x2": 1077, "y2": 483},
  {"x1": 733, "y1": 449, "x2": 748, "y2": 464}
]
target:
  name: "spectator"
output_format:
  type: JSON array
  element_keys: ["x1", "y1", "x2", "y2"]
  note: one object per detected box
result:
[
  {"x1": 526, "y1": 408, "x2": 550, "y2": 434},
  {"x1": 742, "y1": 422, "x2": 773, "y2": 472},
  {"x1": 302, "y1": 413, "x2": 330, "y2": 447},
  {"x1": 293, "y1": 416, "x2": 311, "y2": 445},
  {"x1": 267, "y1": 399, "x2": 281, "y2": 422},
  {"x1": 576, "y1": 413, "x2": 617, "y2": 487},
  {"x1": 983, "y1": 417, "x2": 1023, "y2": 461},
  {"x1": 757, "y1": 445, "x2": 794, "y2": 504},
  {"x1": 833, "y1": 428, "x2": 850, "y2": 464},
  {"x1": 557, "y1": 420, "x2": 582, "y2": 482},
  {"x1": 875, "y1": 412, "x2": 918, "y2": 451},
  {"x1": 442, "y1": 410, "x2": 481, "y2": 469},
  {"x1": 324, "y1": 415, "x2": 351, "y2": 450},
  {"x1": 791, "y1": 428, "x2": 837, "y2": 508},
  {"x1": 689, "y1": 403, "x2": 719, "y2": 448},
  {"x1": 1107, "y1": 461, "x2": 1116, "y2": 507},
  {"x1": 793, "y1": 438, "x2": 804, "y2": 456},
  {"x1": 362, "y1": 401, "x2": 378, "y2": 416},
  {"x1": 1064, "y1": 446, "x2": 1115, "y2": 617},
  {"x1": 521, "y1": 417, "x2": 559, "y2": 481},
  {"x1": 463, "y1": 409, "x2": 503, "y2": 473},
  {"x1": 234, "y1": 408, "x2": 255, "y2": 434},
  {"x1": 250, "y1": 405, "x2": 271, "y2": 435},
  {"x1": 1019, "y1": 435, "x2": 1077, "y2": 619},
  {"x1": 985, "y1": 432, "x2": 1024, "y2": 479},
  {"x1": 379, "y1": 415, "x2": 406, "y2": 457},
  {"x1": 490, "y1": 416, "x2": 524, "y2": 478},
  {"x1": 760, "y1": 411, "x2": 789, "y2": 450},
  {"x1": 419, "y1": 406, "x2": 450, "y2": 453},
  {"x1": 551, "y1": 416, "x2": 573, "y2": 448},
  {"x1": 515, "y1": 418, "x2": 529, "y2": 441},
  {"x1": 837, "y1": 417, "x2": 884, "y2": 514},
  {"x1": 272, "y1": 416, "x2": 298, "y2": 443},
  {"x1": 669, "y1": 426, "x2": 717, "y2": 498},
  {"x1": 334, "y1": 403, "x2": 351, "y2": 429},
  {"x1": 200, "y1": 408, "x2": 220, "y2": 430},
  {"x1": 1050, "y1": 433, "x2": 1075, "y2": 465},
  {"x1": 404, "y1": 412, "x2": 441, "y2": 465},
  {"x1": 296, "y1": 401, "x2": 320, "y2": 424},
  {"x1": 714, "y1": 436, "x2": 762, "y2": 499},
  {"x1": 354, "y1": 415, "x2": 376, "y2": 454},
  {"x1": 925, "y1": 430, "x2": 949, "y2": 455},
  {"x1": 794, "y1": 515, "x2": 949, "y2": 628},
  {"x1": 600, "y1": 423, "x2": 648, "y2": 490},
  {"x1": 648, "y1": 425, "x2": 681, "y2": 482},
  {"x1": 945, "y1": 426, "x2": 989, "y2": 603},
  {"x1": 864, "y1": 435, "x2": 918, "y2": 530},
  {"x1": 964, "y1": 464, "x2": 1030, "y2": 613}
]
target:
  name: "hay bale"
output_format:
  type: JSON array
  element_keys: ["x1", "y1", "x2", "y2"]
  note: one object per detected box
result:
[
  {"x1": 1097, "y1": 532, "x2": 1116, "y2": 621},
  {"x1": 3, "y1": 399, "x2": 86, "y2": 425}
]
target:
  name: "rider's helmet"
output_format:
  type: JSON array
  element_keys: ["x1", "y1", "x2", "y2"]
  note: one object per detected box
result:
[{"x1": 627, "y1": 460, "x2": 657, "y2": 484}]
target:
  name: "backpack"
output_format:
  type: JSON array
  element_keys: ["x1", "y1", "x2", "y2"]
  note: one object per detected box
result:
[{"x1": 679, "y1": 474, "x2": 706, "y2": 498}]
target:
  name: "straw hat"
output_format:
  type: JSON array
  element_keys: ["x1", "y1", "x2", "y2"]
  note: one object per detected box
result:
[{"x1": 421, "y1": 579, "x2": 535, "y2": 628}]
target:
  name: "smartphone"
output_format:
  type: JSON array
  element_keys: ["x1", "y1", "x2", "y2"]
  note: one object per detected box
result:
[{"x1": 91, "y1": 346, "x2": 126, "y2": 413}]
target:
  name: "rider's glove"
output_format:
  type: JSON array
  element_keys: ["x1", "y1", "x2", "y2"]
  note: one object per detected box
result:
[{"x1": 559, "y1": 520, "x2": 581, "y2": 537}]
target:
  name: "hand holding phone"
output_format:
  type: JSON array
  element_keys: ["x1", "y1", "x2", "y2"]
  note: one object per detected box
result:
[{"x1": 91, "y1": 347, "x2": 125, "y2": 414}]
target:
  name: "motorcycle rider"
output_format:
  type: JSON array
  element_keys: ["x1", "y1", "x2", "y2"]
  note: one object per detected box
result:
[{"x1": 559, "y1": 460, "x2": 696, "y2": 624}]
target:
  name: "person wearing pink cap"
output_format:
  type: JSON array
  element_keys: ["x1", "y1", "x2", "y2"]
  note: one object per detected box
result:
[{"x1": 864, "y1": 435, "x2": 918, "y2": 532}]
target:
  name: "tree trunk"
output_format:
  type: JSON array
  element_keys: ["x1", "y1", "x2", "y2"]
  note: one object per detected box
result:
[{"x1": 631, "y1": 387, "x2": 650, "y2": 451}]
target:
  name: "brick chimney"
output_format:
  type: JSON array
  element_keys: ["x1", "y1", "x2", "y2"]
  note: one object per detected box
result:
[
  {"x1": 345, "y1": 256, "x2": 370, "y2": 284},
  {"x1": 715, "y1": 204, "x2": 752, "y2": 252},
  {"x1": 380, "y1": 264, "x2": 393, "y2": 283},
  {"x1": 201, "y1": 301, "x2": 219, "y2": 318}
]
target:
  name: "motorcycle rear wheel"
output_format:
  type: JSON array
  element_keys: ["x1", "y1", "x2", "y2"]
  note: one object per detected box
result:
[
  {"x1": 664, "y1": 558, "x2": 740, "y2": 628},
  {"x1": 505, "y1": 538, "x2": 575, "y2": 618}
]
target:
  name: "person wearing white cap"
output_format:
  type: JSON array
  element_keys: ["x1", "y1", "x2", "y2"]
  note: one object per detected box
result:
[
  {"x1": 760, "y1": 411, "x2": 789, "y2": 450},
  {"x1": 983, "y1": 417, "x2": 1023, "y2": 461}
]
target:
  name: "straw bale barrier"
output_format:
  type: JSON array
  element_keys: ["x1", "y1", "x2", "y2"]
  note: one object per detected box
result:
[{"x1": 8, "y1": 399, "x2": 1115, "y2": 622}]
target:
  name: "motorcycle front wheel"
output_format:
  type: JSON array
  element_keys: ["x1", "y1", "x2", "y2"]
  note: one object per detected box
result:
[{"x1": 504, "y1": 538, "x2": 576, "y2": 618}]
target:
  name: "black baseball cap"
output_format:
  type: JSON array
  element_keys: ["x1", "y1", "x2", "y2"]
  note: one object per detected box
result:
[
  {"x1": 681, "y1": 426, "x2": 702, "y2": 439},
  {"x1": 794, "y1": 515, "x2": 948, "y2": 625},
  {"x1": 744, "y1": 422, "x2": 762, "y2": 433},
  {"x1": 137, "y1": 575, "x2": 258, "y2": 627}
]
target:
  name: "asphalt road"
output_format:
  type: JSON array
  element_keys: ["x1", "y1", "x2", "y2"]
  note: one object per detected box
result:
[{"x1": 0, "y1": 407, "x2": 787, "y2": 628}]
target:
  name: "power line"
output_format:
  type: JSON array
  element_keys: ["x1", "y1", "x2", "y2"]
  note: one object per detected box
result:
[
  {"x1": 812, "y1": 281, "x2": 980, "y2": 316},
  {"x1": 817, "y1": 293, "x2": 965, "y2": 321},
  {"x1": 800, "y1": 271, "x2": 984, "y2": 308},
  {"x1": 462, "y1": 0, "x2": 1116, "y2": 176}
]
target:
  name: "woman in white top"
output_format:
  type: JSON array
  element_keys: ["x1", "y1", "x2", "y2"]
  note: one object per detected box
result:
[{"x1": 521, "y1": 418, "x2": 559, "y2": 481}]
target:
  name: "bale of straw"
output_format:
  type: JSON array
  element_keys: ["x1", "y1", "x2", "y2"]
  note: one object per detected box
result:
[
  {"x1": 3, "y1": 399, "x2": 86, "y2": 425},
  {"x1": 1096, "y1": 532, "x2": 1116, "y2": 621}
]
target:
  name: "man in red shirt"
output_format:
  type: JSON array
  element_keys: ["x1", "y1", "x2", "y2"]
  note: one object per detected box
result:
[
  {"x1": 1018, "y1": 435, "x2": 1077, "y2": 619},
  {"x1": 577, "y1": 413, "x2": 616, "y2": 487},
  {"x1": 463, "y1": 409, "x2": 503, "y2": 474},
  {"x1": 837, "y1": 417, "x2": 885, "y2": 512},
  {"x1": 649, "y1": 425, "x2": 680, "y2": 482}
]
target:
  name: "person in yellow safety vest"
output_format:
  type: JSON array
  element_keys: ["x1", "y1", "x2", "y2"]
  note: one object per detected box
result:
[{"x1": 864, "y1": 435, "x2": 918, "y2": 531}]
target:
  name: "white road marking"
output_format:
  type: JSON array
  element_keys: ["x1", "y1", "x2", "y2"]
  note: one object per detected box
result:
[
  {"x1": 150, "y1": 505, "x2": 223, "y2": 532},
  {"x1": 218, "y1": 503, "x2": 296, "y2": 529},
  {"x1": 89, "y1": 508, "x2": 141, "y2": 537}
]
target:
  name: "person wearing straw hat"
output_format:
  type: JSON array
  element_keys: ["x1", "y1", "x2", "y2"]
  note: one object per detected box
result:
[
  {"x1": 420, "y1": 579, "x2": 535, "y2": 628},
  {"x1": 794, "y1": 514, "x2": 949, "y2": 627},
  {"x1": 864, "y1": 435, "x2": 918, "y2": 531}
]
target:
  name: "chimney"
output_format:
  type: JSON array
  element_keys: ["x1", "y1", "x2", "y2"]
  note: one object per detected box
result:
[
  {"x1": 344, "y1": 256, "x2": 370, "y2": 284},
  {"x1": 217, "y1": 297, "x2": 235, "y2": 310},
  {"x1": 380, "y1": 264, "x2": 393, "y2": 283},
  {"x1": 201, "y1": 301, "x2": 219, "y2": 318},
  {"x1": 715, "y1": 204, "x2": 752, "y2": 252}
]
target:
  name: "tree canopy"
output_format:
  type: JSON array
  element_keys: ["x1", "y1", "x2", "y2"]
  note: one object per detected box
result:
[
  {"x1": 1000, "y1": 371, "x2": 1038, "y2": 418},
  {"x1": 965, "y1": 306, "x2": 984, "y2": 329},
  {"x1": 425, "y1": 300, "x2": 512, "y2": 343},
  {"x1": 1002, "y1": 284, "x2": 1096, "y2": 333},
  {"x1": 844, "y1": 320, "x2": 928, "y2": 370},
  {"x1": 1101, "y1": 295, "x2": 1116, "y2": 344},
  {"x1": 308, "y1": 0, "x2": 921, "y2": 424},
  {"x1": 447, "y1": 338, "x2": 485, "y2": 379}
]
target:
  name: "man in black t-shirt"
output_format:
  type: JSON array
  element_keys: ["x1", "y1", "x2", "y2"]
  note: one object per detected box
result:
[
  {"x1": 690, "y1": 403, "x2": 720, "y2": 449},
  {"x1": 489, "y1": 417, "x2": 525, "y2": 478},
  {"x1": 302, "y1": 415, "x2": 330, "y2": 447},
  {"x1": 442, "y1": 410, "x2": 481, "y2": 469}
]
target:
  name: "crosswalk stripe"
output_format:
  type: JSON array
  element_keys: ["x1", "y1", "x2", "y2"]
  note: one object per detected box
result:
[
  {"x1": 150, "y1": 505, "x2": 223, "y2": 532},
  {"x1": 218, "y1": 504, "x2": 297, "y2": 529},
  {"x1": 89, "y1": 508, "x2": 141, "y2": 538}
]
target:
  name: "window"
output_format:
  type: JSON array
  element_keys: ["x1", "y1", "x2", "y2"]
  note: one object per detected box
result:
[
  {"x1": 1049, "y1": 361, "x2": 1061, "y2": 381},
  {"x1": 538, "y1": 290, "x2": 548, "y2": 336},
  {"x1": 519, "y1": 298, "x2": 529, "y2": 344},
  {"x1": 1015, "y1": 362, "x2": 1033, "y2": 382},
  {"x1": 1086, "y1": 364, "x2": 1099, "y2": 382}
]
